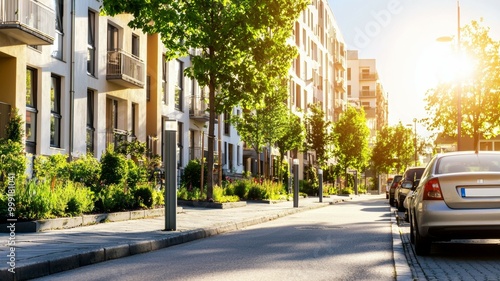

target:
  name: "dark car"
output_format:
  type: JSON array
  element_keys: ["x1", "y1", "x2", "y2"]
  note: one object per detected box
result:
[
  {"x1": 388, "y1": 175, "x2": 403, "y2": 206},
  {"x1": 394, "y1": 167, "x2": 425, "y2": 211}
]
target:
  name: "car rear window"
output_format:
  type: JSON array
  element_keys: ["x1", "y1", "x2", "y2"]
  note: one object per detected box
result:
[
  {"x1": 404, "y1": 168, "x2": 424, "y2": 181},
  {"x1": 436, "y1": 154, "x2": 500, "y2": 174}
]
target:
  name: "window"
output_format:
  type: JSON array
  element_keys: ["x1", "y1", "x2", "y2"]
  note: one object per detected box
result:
[
  {"x1": 362, "y1": 86, "x2": 370, "y2": 97},
  {"x1": 50, "y1": 75, "x2": 62, "y2": 148},
  {"x1": 87, "y1": 10, "x2": 96, "y2": 75},
  {"x1": 52, "y1": 0, "x2": 64, "y2": 59},
  {"x1": 162, "y1": 54, "x2": 167, "y2": 104},
  {"x1": 361, "y1": 69, "x2": 370, "y2": 79},
  {"x1": 175, "y1": 59, "x2": 183, "y2": 110},
  {"x1": 26, "y1": 68, "x2": 37, "y2": 154},
  {"x1": 131, "y1": 34, "x2": 139, "y2": 57},
  {"x1": 87, "y1": 90, "x2": 95, "y2": 154},
  {"x1": 177, "y1": 122, "x2": 183, "y2": 168},
  {"x1": 107, "y1": 24, "x2": 119, "y2": 51},
  {"x1": 347, "y1": 85, "x2": 351, "y2": 97},
  {"x1": 347, "y1": 68, "x2": 351, "y2": 80}
]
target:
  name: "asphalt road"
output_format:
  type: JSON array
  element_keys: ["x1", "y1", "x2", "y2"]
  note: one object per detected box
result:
[{"x1": 34, "y1": 198, "x2": 395, "y2": 281}]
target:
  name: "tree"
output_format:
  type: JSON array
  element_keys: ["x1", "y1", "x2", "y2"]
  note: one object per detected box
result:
[
  {"x1": 424, "y1": 20, "x2": 500, "y2": 151},
  {"x1": 101, "y1": 0, "x2": 309, "y2": 199},
  {"x1": 305, "y1": 103, "x2": 334, "y2": 168},
  {"x1": 390, "y1": 123, "x2": 414, "y2": 173},
  {"x1": 275, "y1": 111, "x2": 306, "y2": 183},
  {"x1": 233, "y1": 91, "x2": 288, "y2": 178},
  {"x1": 371, "y1": 126, "x2": 396, "y2": 176},
  {"x1": 333, "y1": 106, "x2": 370, "y2": 188}
]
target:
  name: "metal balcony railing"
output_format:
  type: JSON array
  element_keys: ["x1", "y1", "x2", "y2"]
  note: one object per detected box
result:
[
  {"x1": 0, "y1": 0, "x2": 55, "y2": 45},
  {"x1": 359, "y1": 73, "x2": 378, "y2": 81},
  {"x1": 106, "y1": 49, "x2": 145, "y2": 88}
]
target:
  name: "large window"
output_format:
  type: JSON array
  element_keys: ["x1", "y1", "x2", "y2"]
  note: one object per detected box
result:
[
  {"x1": 26, "y1": 68, "x2": 37, "y2": 154},
  {"x1": 50, "y1": 75, "x2": 62, "y2": 148},
  {"x1": 107, "y1": 24, "x2": 119, "y2": 51},
  {"x1": 52, "y1": 0, "x2": 64, "y2": 60},
  {"x1": 131, "y1": 103, "x2": 137, "y2": 139},
  {"x1": 87, "y1": 90, "x2": 95, "y2": 154},
  {"x1": 131, "y1": 34, "x2": 139, "y2": 57},
  {"x1": 87, "y1": 10, "x2": 96, "y2": 75},
  {"x1": 174, "y1": 59, "x2": 183, "y2": 111}
]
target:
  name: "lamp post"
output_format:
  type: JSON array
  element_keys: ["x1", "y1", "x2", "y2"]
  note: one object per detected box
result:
[
  {"x1": 293, "y1": 159, "x2": 299, "y2": 208},
  {"x1": 437, "y1": 0, "x2": 461, "y2": 151},
  {"x1": 318, "y1": 169, "x2": 323, "y2": 203},
  {"x1": 163, "y1": 119, "x2": 177, "y2": 231},
  {"x1": 413, "y1": 118, "x2": 417, "y2": 166}
]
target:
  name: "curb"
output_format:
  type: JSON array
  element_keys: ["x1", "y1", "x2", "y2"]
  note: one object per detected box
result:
[
  {"x1": 1, "y1": 200, "x2": 338, "y2": 281},
  {"x1": 392, "y1": 209, "x2": 413, "y2": 281}
]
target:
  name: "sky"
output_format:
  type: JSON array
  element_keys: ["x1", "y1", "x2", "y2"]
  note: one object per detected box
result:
[{"x1": 328, "y1": 0, "x2": 500, "y2": 138}]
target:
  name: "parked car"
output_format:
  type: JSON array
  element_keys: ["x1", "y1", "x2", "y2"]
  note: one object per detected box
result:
[
  {"x1": 394, "y1": 167, "x2": 425, "y2": 211},
  {"x1": 388, "y1": 175, "x2": 403, "y2": 206},
  {"x1": 408, "y1": 151, "x2": 500, "y2": 256}
]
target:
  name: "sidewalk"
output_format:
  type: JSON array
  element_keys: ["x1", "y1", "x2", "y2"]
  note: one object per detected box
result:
[{"x1": 0, "y1": 194, "x2": 407, "y2": 281}]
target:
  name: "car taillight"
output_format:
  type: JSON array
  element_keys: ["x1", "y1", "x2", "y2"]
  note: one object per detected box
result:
[{"x1": 423, "y1": 178, "x2": 443, "y2": 200}]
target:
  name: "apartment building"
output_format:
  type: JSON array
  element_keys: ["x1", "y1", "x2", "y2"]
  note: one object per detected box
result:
[
  {"x1": 346, "y1": 50, "x2": 388, "y2": 146},
  {"x1": 0, "y1": 0, "x2": 243, "y2": 181},
  {"x1": 276, "y1": 0, "x2": 347, "y2": 179}
]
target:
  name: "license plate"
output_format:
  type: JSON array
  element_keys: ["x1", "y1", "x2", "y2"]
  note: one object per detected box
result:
[{"x1": 460, "y1": 188, "x2": 500, "y2": 197}]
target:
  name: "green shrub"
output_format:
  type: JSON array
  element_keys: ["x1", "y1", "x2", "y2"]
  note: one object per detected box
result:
[
  {"x1": 213, "y1": 185, "x2": 239, "y2": 203},
  {"x1": 177, "y1": 185, "x2": 205, "y2": 201},
  {"x1": 133, "y1": 183, "x2": 154, "y2": 208},
  {"x1": 15, "y1": 179, "x2": 52, "y2": 220},
  {"x1": 95, "y1": 183, "x2": 133, "y2": 213},
  {"x1": 63, "y1": 181, "x2": 94, "y2": 216},
  {"x1": 127, "y1": 159, "x2": 148, "y2": 189},
  {"x1": 181, "y1": 159, "x2": 207, "y2": 189},
  {"x1": 100, "y1": 146, "x2": 128, "y2": 185},
  {"x1": 247, "y1": 185, "x2": 265, "y2": 200},
  {"x1": 69, "y1": 154, "x2": 101, "y2": 190},
  {"x1": 233, "y1": 180, "x2": 251, "y2": 199}
]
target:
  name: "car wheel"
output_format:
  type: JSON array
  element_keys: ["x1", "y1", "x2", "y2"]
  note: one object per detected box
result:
[
  {"x1": 414, "y1": 221, "x2": 431, "y2": 256},
  {"x1": 389, "y1": 195, "x2": 394, "y2": 206},
  {"x1": 397, "y1": 198, "x2": 405, "y2": 212}
]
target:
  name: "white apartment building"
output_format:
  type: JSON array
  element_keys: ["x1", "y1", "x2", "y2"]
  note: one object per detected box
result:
[
  {"x1": 346, "y1": 50, "x2": 388, "y2": 146},
  {"x1": 0, "y1": 0, "x2": 243, "y2": 181}
]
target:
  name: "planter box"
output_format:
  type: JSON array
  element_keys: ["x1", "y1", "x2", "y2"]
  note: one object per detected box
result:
[
  {"x1": 177, "y1": 200, "x2": 247, "y2": 209},
  {"x1": 0, "y1": 207, "x2": 183, "y2": 233}
]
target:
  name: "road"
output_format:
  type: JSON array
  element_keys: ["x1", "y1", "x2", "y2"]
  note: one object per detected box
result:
[{"x1": 34, "y1": 198, "x2": 395, "y2": 281}]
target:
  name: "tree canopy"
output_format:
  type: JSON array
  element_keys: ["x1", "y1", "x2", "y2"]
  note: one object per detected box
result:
[
  {"x1": 424, "y1": 19, "x2": 500, "y2": 151},
  {"x1": 100, "y1": 0, "x2": 309, "y2": 198},
  {"x1": 305, "y1": 103, "x2": 334, "y2": 168}
]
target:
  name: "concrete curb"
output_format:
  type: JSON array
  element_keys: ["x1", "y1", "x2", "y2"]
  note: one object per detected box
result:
[
  {"x1": 1, "y1": 200, "x2": 340, "y2": 281},
  {"x1": 392, "y1": 209, "x2": 413, "y2": 281}
]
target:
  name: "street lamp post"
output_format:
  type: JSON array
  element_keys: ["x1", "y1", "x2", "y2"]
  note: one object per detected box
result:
[
  {"x1": 163, "y1": 120, "x2": 177, "y2": 231},
  {"x1": 413, "y1": 118, "x2": 417, "y2": 166}
]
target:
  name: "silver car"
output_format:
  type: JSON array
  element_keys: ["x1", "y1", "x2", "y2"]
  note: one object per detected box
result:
[{"x1": 408, "y1": 151, "x2": 500, "y2": 255}]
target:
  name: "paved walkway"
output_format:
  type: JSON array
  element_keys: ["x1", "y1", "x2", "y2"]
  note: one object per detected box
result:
[{"x1": 0, "y1": 195, "x2": 409, "y2": 281}]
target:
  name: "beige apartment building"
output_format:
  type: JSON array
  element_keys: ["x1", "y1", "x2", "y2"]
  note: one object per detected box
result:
[{"x1": 346, "y1": 50, "x2": 388, "y2": 146}]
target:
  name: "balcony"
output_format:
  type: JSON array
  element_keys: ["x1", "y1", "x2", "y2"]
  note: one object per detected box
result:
[
  {"x1": 189, "y1": 95, "x2": 209, "y2": 122},
  {"x1": 334, "y1": 56, "x2": 345, "y2": 70},
  {"x1": 106, "y1": 49, "x2": 145, "y2": 88},
  {"x1": 0, "y1": 0, "x2": 55, "y2": 45},
  {"x1": 334, "y1": 77, "x2": 345, "y2": 91},
  {"x1": 359, "y1": 73, "x2": 378, "y2": 81},
  {"x1": 360, "y1": 90, "x2": 376, "y2": 98}
]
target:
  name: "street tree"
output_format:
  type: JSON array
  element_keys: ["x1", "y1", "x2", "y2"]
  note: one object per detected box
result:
[
  {"x1": 275, "y1": 111, "x2": 306, "y2": 184},
  {"x1": 233, "y1": 93, "x2": 289, "y2": 178},
  {"x1": 333, "y1": 107, "x2": 370, "y2": 188},
  {"x1": 424, "y1": 20, "x2": 500, "y2": 151},
  {"x1": 371, "y1": 126, "x2": 396, "y2": 176},
  {"x1": 100, "y1": 0, "x2": 309, "y2": 199},
  {"x1": 305, "y1": 103, "x2": 334, "y2": 168}
]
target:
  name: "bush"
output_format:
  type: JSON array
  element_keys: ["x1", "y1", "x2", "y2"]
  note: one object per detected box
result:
[
  {"x1": 233, "y1": 180, "x2": 250, "y2": 199},
  {"x1": 100, "y1": 146, "x2": 128, "y2": 185},
  {"x1": 181, "y1": 159, "x2": 207, "y2": 189},
  {"x1": 95, "y1": 183, "x2": 133, "y2": 213},
  {"x1": 247, "y1": 185, "x2": 265, "y2": 200},
  {"x1": 213, "y1": 185, "x2": 239, "y2": 203},
  {"x1": 133, "y1": 183, "x2": 154, "y2": 208},
  {"x1": 127, "y1": 159, "x2": 148, "y2": 189},
  {"x1": 15, "y1": 179, "x2": 52, "y2": 220},
  {"x1": 69, "y1": 154, "x2": 101, "y2": 190}
]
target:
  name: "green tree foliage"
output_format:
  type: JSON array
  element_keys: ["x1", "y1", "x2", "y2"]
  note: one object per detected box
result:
[
  {"x1": 371, "y1": 124, "x2": 415, "y2": 176},
  {"x1": 371, "y1": 126, "x2": 395, "y2": 175},
  {"x1": 333, "y1": 107, "x2": 370, "y2": 187},
  {"x1": 305, "y1": 103, "x2": 334, "y2": 168},
  {"x1": 0, "y1": 109, "x2": 26, "y2": 183},
  {"x1": 424, "y1": 20, "x2": 500, "y2": 150},
  {"x1": 275, "y1": 112, "x2": 306, "y2": 182},
  {"x1": 100, "y1": 0, "x2": 309, "y2": 200},
  {"x1": 181, "y1": 159, "x2": 207, "y2": 190}
]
